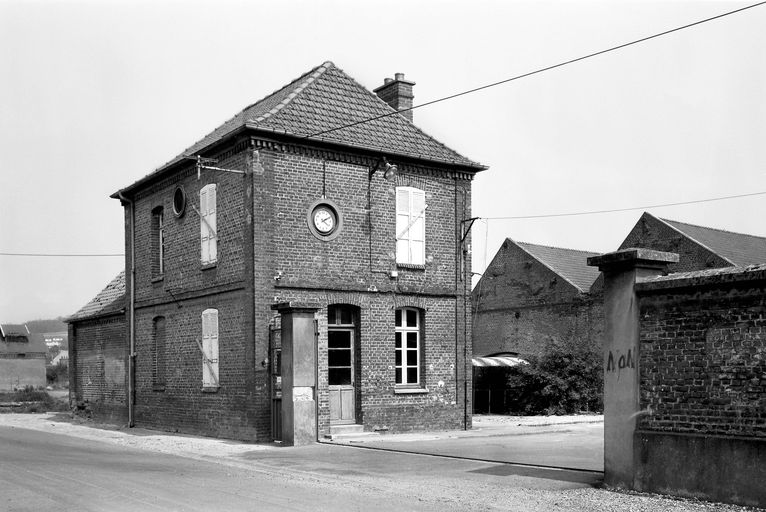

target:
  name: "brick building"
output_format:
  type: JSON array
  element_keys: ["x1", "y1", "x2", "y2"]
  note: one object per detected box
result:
[
  {"x1": 0, "y1": 323, "x2": 46, "y2": 390},
  {"x1": 98, "y1": 61, "x2": 485, "y2": 442},
  {"x1": 67, "y1": 271, "x2": 127, "y2": 421},
  {"x1": 474, "y1": 212, "x2": 766, "y2": 360},
  {"x1": 472, "y1": 239, "x2": 602, "y2": 360}
]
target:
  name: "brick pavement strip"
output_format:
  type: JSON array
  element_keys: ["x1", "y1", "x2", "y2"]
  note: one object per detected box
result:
[{"x1": 0, "y1": 413, "x2": 761, "y2": 512}]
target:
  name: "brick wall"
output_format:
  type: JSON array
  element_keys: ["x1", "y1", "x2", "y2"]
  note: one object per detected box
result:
[
  {"x1": 0, "y1": 357, "x2": 46, "y2": 391},
  {"x1": 473, "y1": 239, "x2": 601, "y2": 358},
  {"x1": 69, "y1": 314, "x2": 127, "y2": 420},
  {"x1": 120, "y1": 139, "x2": 473, "y2": 439},
  {"x1": 620, "y1": 214, "x2": 730, "y2": 272},
  {"x1": 637, "y1": 271, "x2": 766, "y2": 437}
]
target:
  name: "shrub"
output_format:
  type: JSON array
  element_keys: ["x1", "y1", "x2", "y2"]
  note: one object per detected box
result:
[{"x1": 504, "y1": 347, "x2": 603, "y2": 415}]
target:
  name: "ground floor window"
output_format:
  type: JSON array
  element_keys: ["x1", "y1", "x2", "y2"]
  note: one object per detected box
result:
[{"x1": 395, "y1": 307, "x2": 422, "y2": 386}]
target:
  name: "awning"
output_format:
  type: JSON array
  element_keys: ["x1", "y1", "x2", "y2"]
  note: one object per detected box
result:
[{"x1": 472, "y1": 356, "x2": 528, "y2": 367}]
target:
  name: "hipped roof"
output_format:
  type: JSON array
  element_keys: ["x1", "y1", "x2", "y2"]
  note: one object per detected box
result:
[{"x1": 115, "y1": 61, "x2": 485, "y2": 197}]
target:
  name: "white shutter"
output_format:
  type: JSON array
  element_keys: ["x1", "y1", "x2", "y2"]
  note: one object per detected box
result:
[
  {"x1": 200, "y1": 184, "x2": 217, "y2": 264},
  {"x1": 202, "y1": 309, "x2": 219, "y2": 387},
  {"x1": 411, "y1": 189, "x2": 425, "y2": 265},
  {"x1": 395, "y1": 187, "x2": 426, "y2": 265},
  {"x1": 396, "y1": 188, "x2": 410, "y2": 264},
  {"x1": 207, "y1": 185, "x2": 217, "y2": 263},
  {"x1": 200, "y1": 187, "x2": 209, "y2": 263}
]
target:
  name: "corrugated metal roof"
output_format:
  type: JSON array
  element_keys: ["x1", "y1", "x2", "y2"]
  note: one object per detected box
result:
[
  {"x1": 661, "y1": 218, "x2": 766, "y2": 267},
  {"x1": 67, "y1": 271, "x2": 126, "y2": 322},
  {"x1": 516, "y1": 241, "x2": 602, "y2": 293}
]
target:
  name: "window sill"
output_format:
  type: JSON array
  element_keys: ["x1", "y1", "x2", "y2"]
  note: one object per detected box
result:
[
  {"x1": 151, "y1": 275, "x2": 164, "y2": 283},
  {"x1": 397, "y1": 263, "x2": 426, "y2": 270},
  {"x1": 201, "y1": 386, "x2": 220, "y2": 393},
  {"x1": 394, "y1": 387, "x2": 429, "y2": 394},
  {"x1": 201, "y1": 262, "x2": 218, "y2": 271}
]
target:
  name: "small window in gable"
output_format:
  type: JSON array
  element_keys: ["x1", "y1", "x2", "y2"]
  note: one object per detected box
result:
[
  {"x1": 151, "y1": 207, "x2": 164, "y2": 276},
  {"x1": 199, "y1": 184, "x2": 217, "y2": 265},
  {"x1": 396, "y1": 187, "x2": 426, "y2": 266},
  {"x1": 201, "y1": 308, "x2": 219, "y2": 388}
]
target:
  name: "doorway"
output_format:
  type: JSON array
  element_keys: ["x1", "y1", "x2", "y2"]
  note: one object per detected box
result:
[{"x1": 327, "y1": 305, "x2": 358, "y2": 424}]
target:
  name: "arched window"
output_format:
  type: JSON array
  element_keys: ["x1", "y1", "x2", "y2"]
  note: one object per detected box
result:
[
  {"x1": 395, "y1": 307, "x2": 423, "y2": 386},
  {"x1": 201, "y1": 308, "x2": 219, "y2": 388}
]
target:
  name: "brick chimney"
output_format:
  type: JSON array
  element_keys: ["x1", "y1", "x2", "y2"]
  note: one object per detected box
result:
[{"x1": 374, "y1": 73, "x2": 415, "y2": 122}]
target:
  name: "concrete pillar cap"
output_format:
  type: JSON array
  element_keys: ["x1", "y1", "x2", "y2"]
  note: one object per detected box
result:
[{"x1": 587, "y1": 248, "x2": 679, "y2": 272}]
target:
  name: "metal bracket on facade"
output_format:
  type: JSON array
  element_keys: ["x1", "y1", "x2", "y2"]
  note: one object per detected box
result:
[
  {"x1": 460, "y1": 217, "x2": 480, "y2": 244},
  {"x1": 185, "y1": 155, "x2": 246, "y2": 180}
]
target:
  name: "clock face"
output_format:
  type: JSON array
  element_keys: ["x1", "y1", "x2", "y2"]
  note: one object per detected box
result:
[{"x1": 313, "y1": 207, "x2": 335, "y2": 233}]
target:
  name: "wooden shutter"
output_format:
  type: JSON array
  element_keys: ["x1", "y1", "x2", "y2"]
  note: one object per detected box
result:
[
  {"x1": 200, "y1": 184, "x2": 217, "y2": 264},
  {"x1": 395, "y1": 187, "x2": 426, "y2": 265},
  {"x1": 202, "y1": 308, "x2": 219, "y2": 387}
]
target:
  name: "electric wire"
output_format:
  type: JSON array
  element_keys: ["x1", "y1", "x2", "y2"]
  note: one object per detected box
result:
[
  {"x1": 0, "y1": 253, "x2": 124, "y2": 257},
  {"x1": 306, "y1": 1, "x2": 766, "y2": 140},
  {"x1": 483, "y1": 190, "x2": 766, "y2": 220}
]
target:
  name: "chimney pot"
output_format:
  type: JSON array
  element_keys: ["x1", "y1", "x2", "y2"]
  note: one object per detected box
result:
[
  {"x1": 394, "y1": 72, "x2": 405, "y2": 81},
  {"x1": 384, "y1": 78, "x2": 393, "y2": 84}
]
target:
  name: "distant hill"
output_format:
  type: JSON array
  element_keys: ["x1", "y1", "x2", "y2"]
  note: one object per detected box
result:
[{"x1": 25, "y1": 317, "x2": 67, "y2": 333}]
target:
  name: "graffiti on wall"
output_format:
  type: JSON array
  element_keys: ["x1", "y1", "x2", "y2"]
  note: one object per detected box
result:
[{"x1": 606, "y1": 348, "x2": 635, "y2": 379}]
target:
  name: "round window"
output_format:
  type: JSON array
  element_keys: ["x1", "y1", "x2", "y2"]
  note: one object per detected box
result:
[{"x1": 173, "y1": 186, "x2": 186, "y2": 217}]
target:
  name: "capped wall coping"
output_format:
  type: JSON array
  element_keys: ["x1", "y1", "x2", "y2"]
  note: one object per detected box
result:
[
  {"x1": 271, "y1": 302, "x2": 321, "y2": 313},
  {"x1": 587, "y1": 248, "x2": 679, "y2": 272},
  {"x1": 636, "y1": 263, "x2": 766, "y2": 293}
]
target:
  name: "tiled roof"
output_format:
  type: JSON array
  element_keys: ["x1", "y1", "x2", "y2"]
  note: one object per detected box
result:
[
  {"x1": 661, "y1": 218, "x2": 766, "y2": 266},
  {"x1": 516, "y1": 241, "x2": 602, "y2": 293},
  {"x1": 68, "y1": 271, "x2": 126, "y2": 322},
  {"x1": 0, "y1": 323, "x2": 29, "y2": 338},
  {"x1": 118, "y1": 62, "x2": 485, "y2": 196}
]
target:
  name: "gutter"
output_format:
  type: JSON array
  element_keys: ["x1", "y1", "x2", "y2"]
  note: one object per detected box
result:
[{"x1": 117, "y1": 191, "x2": 136, "y2": 428}]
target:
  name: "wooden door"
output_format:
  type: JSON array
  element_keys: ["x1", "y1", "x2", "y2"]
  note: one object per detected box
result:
[{"x1": 328, "y1": 329, "x2": 355, "y2": 423}]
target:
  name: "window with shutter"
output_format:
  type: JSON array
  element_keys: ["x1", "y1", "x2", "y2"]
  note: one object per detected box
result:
[
  {"x1": 395, "y1": 187, "x2": 426, "y2": 266},
  {"x1": 201, "y1": 308, "x2": 219, "y2": 388},
  {"x1": 153, "y1": 316, "x2": 166, "y2": 390},
  {"x1": 151, "y1": 207, "x2": 164, "y2": 277},
  {"x1": 200, "y1": 184, "x2": 218, "y2": 265}
]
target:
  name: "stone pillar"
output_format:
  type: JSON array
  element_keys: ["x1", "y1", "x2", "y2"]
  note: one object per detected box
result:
[
  {"x1": 272, "y1": 303, "x2": 318, "y2": 446},
  {"x1": 587, "y1": 248, "x2": 678, "y2": 488}
]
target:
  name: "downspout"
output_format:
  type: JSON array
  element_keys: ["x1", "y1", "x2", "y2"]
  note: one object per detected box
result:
[{"x1": 117, "y1": 191, "x2": 136, "y2": 428}]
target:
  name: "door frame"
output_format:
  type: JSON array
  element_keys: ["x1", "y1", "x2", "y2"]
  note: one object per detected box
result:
[{"x1": 328, "y1": 327, "x2": 356, "y2": 424}]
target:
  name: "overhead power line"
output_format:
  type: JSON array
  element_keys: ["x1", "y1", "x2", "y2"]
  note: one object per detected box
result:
[
  {"x1": 307, "y1": 1, "x2": 766, "y2": 140},
  {"x1": 0, "y1": 253, "x2": 124, "y2": 257},
  {"x1": 483, "y1": 191, "x2": 766, "y2": 220}
]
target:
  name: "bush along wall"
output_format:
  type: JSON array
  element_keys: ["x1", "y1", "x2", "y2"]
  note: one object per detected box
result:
[{"x1": 475, "y1": 346, "x2": 602, "y2": 415}]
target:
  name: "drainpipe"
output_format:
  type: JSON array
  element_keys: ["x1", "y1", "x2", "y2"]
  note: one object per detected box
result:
[{"x1": 117, "y1": 191, "x2": 136, "y2": 428}]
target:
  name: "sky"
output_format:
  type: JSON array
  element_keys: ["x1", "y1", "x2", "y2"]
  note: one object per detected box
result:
[{"x1": 1, "y1": 0, "x2": 765, "y2": 323}]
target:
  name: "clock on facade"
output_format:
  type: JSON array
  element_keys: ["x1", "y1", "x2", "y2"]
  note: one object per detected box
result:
[{"x1": 307, "y1": 199, "x2": 342, "y2": 241}]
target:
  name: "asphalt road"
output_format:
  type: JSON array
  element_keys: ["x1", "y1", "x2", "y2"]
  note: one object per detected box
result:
[
  {"x1": 0, "y1": 426, "x2": 443, "y2": 512},
  {"x1": 344, "y1": 422, "x2": 604, "y2": 471}
]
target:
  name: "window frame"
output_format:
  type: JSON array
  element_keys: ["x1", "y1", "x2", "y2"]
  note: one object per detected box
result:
[
  {"x1": 395, "y1": 186, "x2": 426, "y2": 267},
  {"x1": 201, "y1": 308, "x2": 220, "y2": 390},
  {"x1": 394, "y1": 307, "x2": 424, "y2": 388}
]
